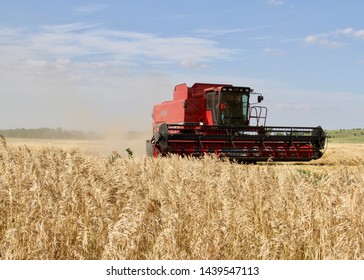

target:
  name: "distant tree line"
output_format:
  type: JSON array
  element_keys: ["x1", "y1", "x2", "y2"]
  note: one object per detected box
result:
[
  {"x1": 0, "y1": 127, "x2": 102, "y2": 140},
  {"x1": 325, "y1": 128, "x2": 364, "y2": 139}
]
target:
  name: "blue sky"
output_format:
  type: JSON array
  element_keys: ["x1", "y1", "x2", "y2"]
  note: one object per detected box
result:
[{"x1": 1, "y1": 0, "x2": 363, "y2": 131}]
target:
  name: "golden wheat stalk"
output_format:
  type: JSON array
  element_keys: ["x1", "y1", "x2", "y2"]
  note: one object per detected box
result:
[
  {"x1": 0, "y1": 143, "x2": 363, "y2": 260},
  {"x1": 0, "y1": 134, "x2": 6, "y2": 149}
]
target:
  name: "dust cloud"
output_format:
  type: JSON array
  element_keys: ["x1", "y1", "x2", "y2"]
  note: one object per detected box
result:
[
  {"x1": 0, "y1": 62, "x2": 178, "y2": 157},
  {"x1": 97, "y1": 119, "x2": 151, "y2": 157}
]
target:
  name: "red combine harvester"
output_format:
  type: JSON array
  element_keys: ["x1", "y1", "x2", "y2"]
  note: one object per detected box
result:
[{"x1": 146, "y1": 83, "x2": 326, "y2": 162}]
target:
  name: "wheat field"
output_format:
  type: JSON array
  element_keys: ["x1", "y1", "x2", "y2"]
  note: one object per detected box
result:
[{"x1": 0, "y1": 136, "x2": 363, "y2": 260}]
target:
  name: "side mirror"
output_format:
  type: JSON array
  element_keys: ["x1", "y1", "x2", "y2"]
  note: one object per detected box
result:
[{"x1": 258, "y1": 95, "x2": 264, "y2": 103}]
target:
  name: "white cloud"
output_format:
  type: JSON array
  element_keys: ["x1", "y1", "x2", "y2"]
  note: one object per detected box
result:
[
  {"x1": 0, "y1": 23, "x2": 234, "y2": 69},
  {"x1": 179, "y1": 59, "x2": 207, "y2": 68},
  {"x1": 304, "y1": 35, "x2": 342, "y2": 49},
  {"x1": 266, "y1": 0, "x2": 284, "y2": 6},
  {"x1": 305, "y1": 27, "x2": 364, "y2": 49},
  {"x1": 41, "y1": 22, "x2": 100, "y2": 33},
  {"x1": 337, "y1": 27, "x2": 364, "y2": 40},
  {"x1": 304, "y1": 35, "x2": 317, "y2": 43},
  {"x1": 0, "y1": 23, "x2": 238, "y2": 129},
  {"x1": 194, "y1": 26, "x2": 268, "y2": 37},
  {"x1": 72, "y1": 4, "x2": 107, "y2": 15}
]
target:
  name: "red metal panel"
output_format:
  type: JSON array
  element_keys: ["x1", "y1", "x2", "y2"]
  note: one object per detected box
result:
[
  {"x1": 185, "y1": 97, "x2": 206, "y2": 123},
  {"x1": 205, "y1": 110, "x2": 214, "y2": 125},
  {"x1": 173, "y1": 84, "x2": 189, "y2": 100},
  {"x1": 153, "y1": 99, "x2": 186, "y2": 124},
  {"x1": 153, "y1": 97, "x2": 206, "y2": 125},
  {"x1": 154, "y1": 83, "x2": 234, "y2": 126},
  {"x1": 190, "y1": 83, "x2": 232, "y2": 96}
]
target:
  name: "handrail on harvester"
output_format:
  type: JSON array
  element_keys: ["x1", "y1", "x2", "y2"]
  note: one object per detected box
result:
[{"x1": 249, "y1": 106, "x2": 267, "y2": 126}]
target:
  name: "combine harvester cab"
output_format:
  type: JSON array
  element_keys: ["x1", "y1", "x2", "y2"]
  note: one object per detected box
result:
[{"x1": 146, "y1": 83, "x2": 326, "y2": 162}]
